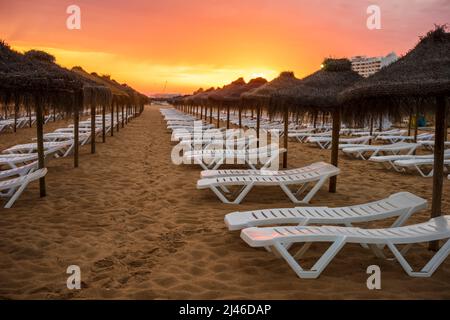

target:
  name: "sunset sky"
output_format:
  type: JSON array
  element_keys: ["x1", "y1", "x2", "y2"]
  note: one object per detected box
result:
[{"x1": 1, "y1": 0, "x2": 448, "y2": 95}]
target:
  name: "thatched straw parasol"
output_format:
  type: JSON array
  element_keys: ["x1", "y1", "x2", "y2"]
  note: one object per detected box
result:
[
  {"x1": 209, "y1": 77, "x2": 267, "y2": 128},
  {"x1": 272, "y1": 59, "x2": 362, "y2": 183},
  {"x1": 192, "y1": 87, "x2": 217, "y2": 123},
  {"x1": 0, "y1": 41, "x2": 104, "y2": 196},
  {"x1": 24, "y1": 50, "x2": 111, "y2": 158},
  {"x1": 241, "y1": 72, "x2": 302, "y2": 155},
  {"x1": 72, "y1": 67, "x2": 127, "y2": 142},
  {"x1": 340, "y1": 26, "x2": 450, "y2": 250},
  {"x1": 241, "y1": 71, "x2": 302, "y2": 107}
]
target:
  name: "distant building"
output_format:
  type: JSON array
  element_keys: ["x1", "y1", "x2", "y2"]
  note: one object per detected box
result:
[{"x1": 350, "y1": 52, "x2": 398, "y2": 78}]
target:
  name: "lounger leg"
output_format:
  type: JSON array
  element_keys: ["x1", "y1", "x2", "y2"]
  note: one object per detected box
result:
[
  {"x1": 387, "y1": 240, "x2": 450, "y2": 277},
  {"x1": 414, "y1": 165, "x2": 433, "y2": 178},
  {"x1": 279, "y1": 176, "x2": 328, "y2": 204},
  {"x1": 211, "y1": 157, "x2": 225, "y2": 170},
  {"x1": 209, "y1": 183, "x2": 254, "y2": 204},
  {"x1": 4, "y1": 180, "x2": 31, "y2": 208},
  {"x1": 272, "y1": 237, "x2": 346, "y2": 279}
]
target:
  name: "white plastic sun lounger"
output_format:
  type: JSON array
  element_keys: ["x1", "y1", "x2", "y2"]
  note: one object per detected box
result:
[
  {"x1": 225, "y1": 192, "x2": 427, "y2": 231},
  {"x1": 41, "y1": 132, "x2": 91, "y2": 145},
  {"x1": 240, "y1": 215, "x2": 450, "y2": 278},
  {"x1": 0, "y1": 168, "x2": 47, "y2": 208},
  {"x1": 3, "y1": 141, "x2": 73, "y2": 156},
  {"x1": 377, "y1": 133, "x2": 434, "y2": 144},
  {"x1": 185, "y1": 145, "x2": 287, "y2": 170},
  {"x1": 418, "y1": 140, "x2": 450, "y2": 151},
  {"x1": 200, "y1": 161, "x2": 332, "y2": 179},
  {"x1": 342, "y1": 142, "x2": 418, "y2": 160},
  {"x1": 0, "y1": 154, "x2": 40, "y2": 169},
  {"x1": 393, "y1": 158, "x2": 450, "y2": 177},
  {"x1": 289, "y1": 131, "x2": 331, "y2": 143},
  {"x1": 197, "y1": 163, "x2": 340, "y2": 204},
  {"x1": 179, "y1": 136, "x2": 257, "y2": 151},
  {"x1": 307, "y1": 136, "x2": 372, "y2": 150},
  {"x1": 0, "y1": 161, "x2": 39, "y2": 180},
  {"x1": 369, "y1": 150, "x2": 450, "y2": 172}
]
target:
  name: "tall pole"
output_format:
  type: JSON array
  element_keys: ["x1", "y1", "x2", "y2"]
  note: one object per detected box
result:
[
  {"x1": 35, "y1": 96, "x2": 46, "y2": 197},
  {"x1": 329, "y1": 107, "x2": 341, "y2": 193},
  {"x1": 256, "y1": 105, "x2": 261, "y2": 148},
  {"x1": 369, "y1": 116, "x2": 374, "y2": 145},
  {"x1": 14, "y1": 99, "x2": 18, "y2": 133},
  {"x1": 74, "y1": 100, "x2": 80, "y2": 168},
  {"x1": 102, "y1": 103, "x2": 106, "y2": 143},
  {"x1": 90, "y1": 102, "x2": 96, "y2": 154},
  {"x1": 110, "y1": 101, "x2": 114, "y2": 137},
  {"x1": 430, "y1": 96, "x2": 447, "y2": 251},
  {"x1": 216, "y1": 106, "x2": 220, "y2": 128},
  {"x1": 209, "y1": 105, "x2": 213, "y2": 124},
  {"x1": 226, "y1": 105, "x2": 230, "y2": 129},
  {"x1": 121, "y1": 105, "x2": 125, "y2": 128},
  {"x1": 238, "y1": 106, "x2": 242, "y2": 129},
  {"x1": 283, "y1": 108, "x2": 289, "y2": 168}
]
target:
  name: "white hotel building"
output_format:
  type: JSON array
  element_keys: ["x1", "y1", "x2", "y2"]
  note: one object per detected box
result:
[{"x1": 350, "y1": 52, "x2": 398, "y2": 78}]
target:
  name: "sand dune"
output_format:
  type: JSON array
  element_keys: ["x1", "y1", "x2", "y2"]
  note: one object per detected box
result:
[{"x1": 0, "y1": 106, "x2": 449, "y2": 299}]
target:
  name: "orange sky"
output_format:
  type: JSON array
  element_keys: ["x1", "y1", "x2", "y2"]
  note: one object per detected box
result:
[{"x1": 1, "y1": 0, "x2": 449, "y2": 95}]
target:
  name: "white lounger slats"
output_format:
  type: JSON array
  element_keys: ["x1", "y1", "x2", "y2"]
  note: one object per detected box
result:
[
  {"x1": 240, "y1": 216, "x2": 450, "y2": 278},
  {"x1": 225, "y1": 192, "x2": 427, "y2": 230},
  {"x1": 197, "y1": 163, "x2": 340, "y2": 204},
  {"x1": 394, "y1": 159, "x2": 450, "y2": 177},
  {"x1": 0, "y1": 168, "x2": 47, "y2": 208},
  {"x1": 201, "y1": 161, "x2": 331, "y2": 178},
  {"x1": 342, "y1": 142, "x2": 418, "y2": 160}
]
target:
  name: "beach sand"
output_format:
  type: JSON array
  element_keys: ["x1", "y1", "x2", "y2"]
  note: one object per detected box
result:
[{"x1": 0, "y1": 105, "x2": 449, "y2": 299}]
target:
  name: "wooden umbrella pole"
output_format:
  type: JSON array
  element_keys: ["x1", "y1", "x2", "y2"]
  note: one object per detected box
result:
[
  {"x1": 121, "y1": 105, "x2": 125, "y2": 128},
  {"x1": 90, "y1": 102, "x2": 96, "y2": 154},
  {"x1": 256, "y1": 105, "x2": 261, "y2": 148},
  {"x1": 430, "y1": 96, "x2": 447, "y2": 251},
  {"x1": 209, "y1": 105, "x2": 213, "y2": 124},
  {"x1": 35, "y1": 96, "x2": 46, "y2": 197},
  {"x1": 216, "y1": 106, "x2": 220, "y2": 128},
  {"x1": 408, "y1": 112, "x2": 412, "y2": 136},
  {"x1": 283, "y1": 108, "x2": 289, "y2": 169},
  {"x1": 28, "y1": 106, "x2": 32, "y2": 128},
  {"x1": 116, "y1": 103, "x2": 120, "y2": 132},
  {"x1": 102, "y1": 103, "x2": 106, "y2": 143},
  {"x1": 238, "y1": 106, "x2": 242, "y2": 129},
  {"x1": 329, "y1": 107, "x2": 341, "y2": 193},
  {"x1": 379, "y1": 113, "x2": 383, "y2": 132},
  {"x1": 111, "y1": 101, "x2": 114, "y2": 137},
  {"x1": 14, "y1": 99, "x2": 18, "y2": 133},
  {"x1": 74, "y1": 105, "x2": 80, "y2": 168},
  {"x1": 414, "y1": 108, "x2": 419, "y2": 142},
  {"x1": 369, "y1": 116, "x2": 374, "y2": 145},
  {"x1": 227, "y1": 105, "x2": 230, "y2": 129}
]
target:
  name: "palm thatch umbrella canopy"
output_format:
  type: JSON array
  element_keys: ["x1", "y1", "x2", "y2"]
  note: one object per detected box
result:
[
  {"x1": 209, "y1": 77, "x2": 267, "y2": 128},
  {"x1": 271, "y1": 59, "x2": 362, "y2": 182},
  {"x1": 241, "y1": 71, "x2": 302, "y2": 108},
  {"x1": 0, "y1": 42, "x2": 105, "y2": 197},
  {"x1": 24, "y1": 50, "x2": 111, "y2": 157},
  {"x1": 340, "y1": 26, "x2": 450, "y2": 250},
  {"x1": 190, "y1": 87, "x2": 217, "y2": 123},
  {"x1": 240, "y1": 72, "x2": 302, "y2": 153}
]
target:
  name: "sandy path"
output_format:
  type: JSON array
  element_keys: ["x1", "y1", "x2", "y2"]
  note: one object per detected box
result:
[{"x1": 0, "y1": 105, "x2": 449, "y2": 299}]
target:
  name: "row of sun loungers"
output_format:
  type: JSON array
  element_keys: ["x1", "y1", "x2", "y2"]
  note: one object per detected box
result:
[
  {"x1": 162, "y1": 108, "x2": 450, "y2": 279},
  {"x1": 0, "y1": 114, "x2": 65, "y2": 134},
  {"x1": 0, "y1": 113, "x2": 127, "y2": 208}
]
